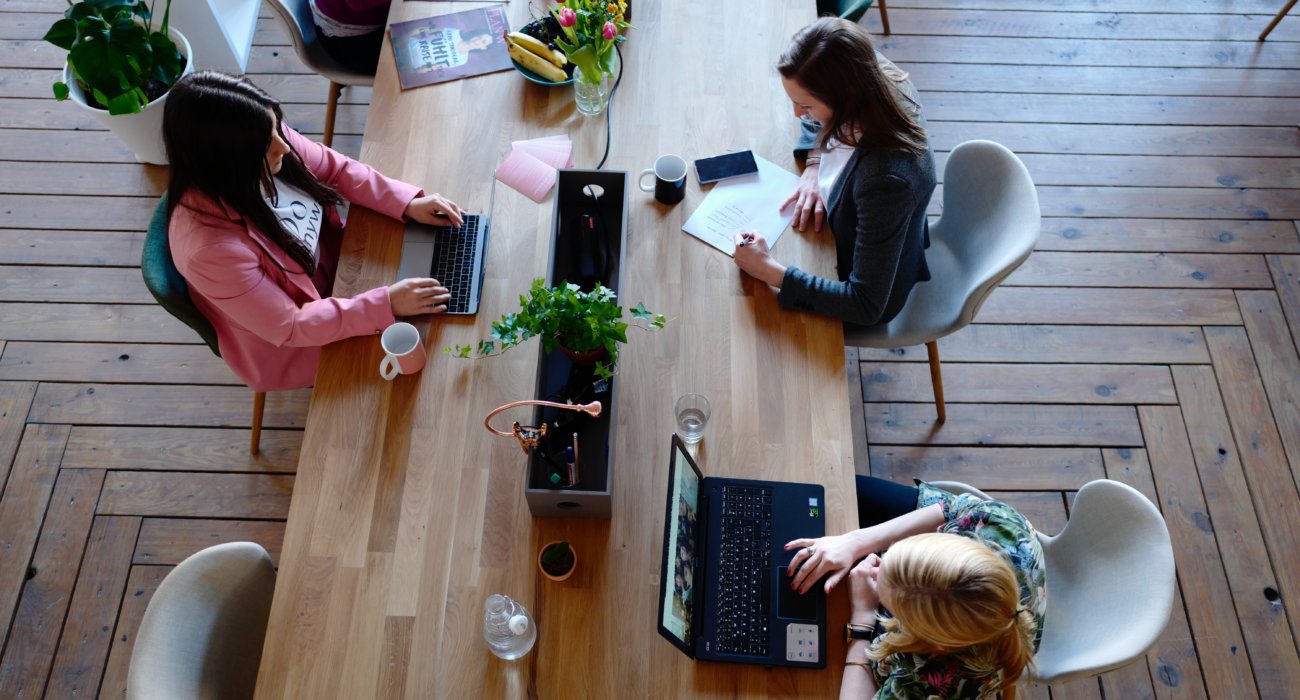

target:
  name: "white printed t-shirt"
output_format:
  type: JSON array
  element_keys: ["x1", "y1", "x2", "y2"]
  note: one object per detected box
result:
[{"x1": 265, "y1": 177, "x2": 324, "y2": 269}]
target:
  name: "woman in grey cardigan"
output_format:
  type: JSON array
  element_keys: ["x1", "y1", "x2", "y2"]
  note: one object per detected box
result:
[{"x1": 733, "y1": 18, "x2": 935, "y2": 328}]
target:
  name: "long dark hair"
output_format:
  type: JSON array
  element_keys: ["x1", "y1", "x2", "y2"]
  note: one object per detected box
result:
[
  {"x1": 163, "y1": 71, "x2": 343, "y2": 274},
  {"x1": 777, "y1": 18, "x2": 927, "y2": 155}
]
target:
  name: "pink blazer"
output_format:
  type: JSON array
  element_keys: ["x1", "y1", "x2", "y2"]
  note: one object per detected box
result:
[{"x1": 169, "y1": 127, "x2": 422, "y2": 392}]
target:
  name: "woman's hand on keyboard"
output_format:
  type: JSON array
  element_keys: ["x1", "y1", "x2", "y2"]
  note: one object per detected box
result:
[
  {"x1": 405, "y1": 193, "x2": 465, "y2": 228},
  {"x1": 389, "y1": 277, "x2": 451, "y2": 316},
  {"x1": 784, "y1": 531, "x2": 871, "y2": 595}
]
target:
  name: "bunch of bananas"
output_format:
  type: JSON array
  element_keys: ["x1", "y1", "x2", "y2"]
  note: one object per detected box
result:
[{"x1": 506, "y1": 31, "x2": 570, "y2": 83}]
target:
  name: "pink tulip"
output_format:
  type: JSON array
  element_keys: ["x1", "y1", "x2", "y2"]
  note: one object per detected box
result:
[
  {"x1": 558, "y1": 7, "x2": 576, "y2": 27},
  {"x1": 602, "y1": 21, "x2": 617, "y2": 40}
]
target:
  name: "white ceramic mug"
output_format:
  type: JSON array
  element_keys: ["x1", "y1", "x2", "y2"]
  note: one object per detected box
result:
[
  {"x1": 380, "y1": 322, "x2": 426, "y2": 380},
  {"x1": 638, "y1": 154, "x2": 688, "y2": 205}
]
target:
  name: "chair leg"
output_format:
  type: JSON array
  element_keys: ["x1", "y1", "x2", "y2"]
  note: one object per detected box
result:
[
  {"x1": 251, "y1": 391, "x2": 266, "y2": 456},
  {"x1": 926, "y1": 340, "x2": 946, "y2": 424},
  {"x1": 878, "y1": 0, "x2": 891, "y2": 35},
  {"x1": 324, "y1": 81, "x2": 343, "y2": 148},
  {"x1": 1258, "y1": 0, "x2": 1297, "y2": 41}
]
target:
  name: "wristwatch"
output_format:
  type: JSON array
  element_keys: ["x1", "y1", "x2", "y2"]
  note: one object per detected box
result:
[{"x1": 846, "y1": 622, "x2": 877, "y2": 645}]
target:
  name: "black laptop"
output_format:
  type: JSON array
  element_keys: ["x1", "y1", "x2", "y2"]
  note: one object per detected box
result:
[{"x1": 657, "y1": 434, "x2": 827, "y2": 667}]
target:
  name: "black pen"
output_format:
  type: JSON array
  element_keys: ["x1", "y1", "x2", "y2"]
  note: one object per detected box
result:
[{"x1": 737, "y1": 233, "x2": 756, "y2": 248}]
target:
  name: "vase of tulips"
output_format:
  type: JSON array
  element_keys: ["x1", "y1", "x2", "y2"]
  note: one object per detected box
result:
[{"x1": 552, "y1": 0, "x2": 630, "y2": 116}]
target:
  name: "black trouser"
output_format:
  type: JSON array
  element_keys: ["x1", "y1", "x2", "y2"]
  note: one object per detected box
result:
[
  {"x1": 317, "y1": 28, "x2": 384, "y2": 76},
  {"x1": 856, "y1": 475, "x2": 918, "y2": 529}
]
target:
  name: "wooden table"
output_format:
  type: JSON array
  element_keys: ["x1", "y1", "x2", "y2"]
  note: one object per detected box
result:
[{"x1": 254, "y1": 1, "x2": 858, "y2": 696}]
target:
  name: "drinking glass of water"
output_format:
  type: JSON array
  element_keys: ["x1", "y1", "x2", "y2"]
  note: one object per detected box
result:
[{"x1": 675, "y1": 393, "x2": 711, "y2": 444}]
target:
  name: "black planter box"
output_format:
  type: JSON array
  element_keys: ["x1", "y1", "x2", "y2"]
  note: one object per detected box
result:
[{"x1": 524, "y1": 170, "x2": 629, "y2": 519}]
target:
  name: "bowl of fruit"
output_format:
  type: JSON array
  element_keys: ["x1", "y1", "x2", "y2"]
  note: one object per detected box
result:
[{"x1": 507, "y1": 16, "x2": 574, "y2": 86}]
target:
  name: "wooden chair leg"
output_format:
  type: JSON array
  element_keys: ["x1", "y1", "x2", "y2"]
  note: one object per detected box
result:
[
  {"x1": 251, "y1": 391, "x2": 266, "y2": 456},
  {"x1": 1258, "y1": 0, "x2": 1297, "y2": 41},
  {"x1": 926, "y1": 340, "x2": 946, "y2": 424},
  {"x1": 323, "y1": 81, "x2": 343, "y2": 148},
  {"x1": 878, "y1": 0, "x2": 891, "y2": 35}
]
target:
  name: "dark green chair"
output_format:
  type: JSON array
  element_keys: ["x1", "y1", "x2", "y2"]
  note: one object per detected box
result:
[
  {"x1": 816, "y1": 0, "x2": 890, "y2": 34},
  {"x1": 142, "y1": 194, "x2": 266, "y2": 454}
]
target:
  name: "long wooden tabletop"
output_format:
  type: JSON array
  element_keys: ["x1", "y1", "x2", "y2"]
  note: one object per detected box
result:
[{"x1": 254, "y1": 1, "x2": 858, "y2": 696}]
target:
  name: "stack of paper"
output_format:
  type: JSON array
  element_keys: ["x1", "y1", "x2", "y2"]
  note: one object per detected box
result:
[
  {"x1": 496, "y1": 135, "x2": 574, "y2": 203},
  {"x1": 682, "y1": 154, "x2": 800, "y2": 256}
]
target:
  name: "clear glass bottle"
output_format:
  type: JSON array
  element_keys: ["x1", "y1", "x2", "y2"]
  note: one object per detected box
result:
[{"x1": 482, "y1": 594, "x2": 537, "y2": 660}]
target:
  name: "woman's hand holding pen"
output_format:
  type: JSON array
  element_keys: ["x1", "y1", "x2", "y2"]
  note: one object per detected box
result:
[
  {"x1": 405, "y1": 193, "x2": 466, "y2": 227},
  {"x1": 732, "y1": 232, "x2": 787, "y2": 288}
]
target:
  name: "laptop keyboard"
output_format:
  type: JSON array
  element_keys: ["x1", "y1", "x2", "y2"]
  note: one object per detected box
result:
[
  {"x1": 714, "y1": 484, "x2": 774, "y2": 657},
  {"x1": 428, "y1": 215, "x2": 482, "y2": 314}
]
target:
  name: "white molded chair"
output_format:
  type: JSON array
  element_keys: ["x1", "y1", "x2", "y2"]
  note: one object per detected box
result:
[
  {"x1": 930, "y1": 479, "x2": 1176, "y2": 684},
  {"x1": 266, "y1": 0, "x2": 375, "y2": 147},
  {"x1": 846, "y1": 140, "x2": 1041, "y2": 422},
  {"x1": 126, "y1": 542, "x2": 276, "y2": 700}
]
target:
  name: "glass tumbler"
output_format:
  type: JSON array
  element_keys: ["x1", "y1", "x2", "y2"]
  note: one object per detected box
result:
[{"x1": 675, "y1": 393, "x2": 711, "y2": 444}]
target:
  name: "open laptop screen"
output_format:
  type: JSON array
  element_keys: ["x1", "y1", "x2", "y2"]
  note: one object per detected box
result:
[{"x1": 658, "y1": 436, "x2": 703, "y2": 657}]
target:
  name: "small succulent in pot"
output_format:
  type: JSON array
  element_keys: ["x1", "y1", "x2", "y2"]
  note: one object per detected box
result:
[{"x1": 539, "y1": 540, "x2": 576, "y2": 580}]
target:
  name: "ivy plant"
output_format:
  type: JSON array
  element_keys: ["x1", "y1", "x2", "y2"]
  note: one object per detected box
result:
[
  {"x1": 447, "y1": 278, "x2": 667, "y2": 380},
  {"x1": 44, "y1": 0, "x2": 184, "y2": 115}
]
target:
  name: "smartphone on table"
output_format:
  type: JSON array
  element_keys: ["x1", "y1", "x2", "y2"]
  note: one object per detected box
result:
[{"x1": 694, "y1": 150, "x2": 759, "y2": 184}]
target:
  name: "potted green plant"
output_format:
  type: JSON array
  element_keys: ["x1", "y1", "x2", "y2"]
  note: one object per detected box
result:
[
  {"x1": 44, "y1": 0, "x2": 192, "y2": 164},
  {"x1": 447, "y1": 278, "x2": 667, "y2": 380},
  {"x1": 538, "y1": 540, "x2": 577, "y2": 581}
]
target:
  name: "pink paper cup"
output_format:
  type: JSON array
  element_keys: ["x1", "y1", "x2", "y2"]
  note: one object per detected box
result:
[{"x1": 380, "y1": 322, "x2": 426, "y2": 380}]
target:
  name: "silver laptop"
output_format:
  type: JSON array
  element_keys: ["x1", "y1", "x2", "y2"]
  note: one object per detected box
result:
[{"x1": 396, "y1": 182, "x2": 495, "y2": 315}]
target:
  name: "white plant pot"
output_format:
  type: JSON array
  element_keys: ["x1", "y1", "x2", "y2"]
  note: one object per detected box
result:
[{"x1": 62, "y1": 27, "x2": 193, "y2": 165}]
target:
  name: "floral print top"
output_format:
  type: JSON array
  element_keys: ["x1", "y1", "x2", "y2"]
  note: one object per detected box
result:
[{"x1": 867, "y1": 482, "x2": 1048, "y2": 699}]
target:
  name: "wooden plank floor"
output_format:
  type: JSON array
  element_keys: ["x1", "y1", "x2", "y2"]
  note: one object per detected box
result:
[{"x1": 1, "y1": 1, "x2": 1297, "y2": 698}]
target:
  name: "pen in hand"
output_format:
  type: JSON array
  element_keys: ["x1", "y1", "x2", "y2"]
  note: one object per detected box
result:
[{"x1": 737, "y1": 233, "x2": 756, "y2": 248}]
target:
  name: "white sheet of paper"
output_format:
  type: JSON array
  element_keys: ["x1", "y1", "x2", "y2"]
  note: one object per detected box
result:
[{"x1": 682, "y1": 154, "x2": 800, "y2": 256}]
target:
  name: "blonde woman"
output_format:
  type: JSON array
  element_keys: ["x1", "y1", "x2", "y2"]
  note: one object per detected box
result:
[{"x1": 787, "y1": 481, "x2": 1046, "y2": 699}]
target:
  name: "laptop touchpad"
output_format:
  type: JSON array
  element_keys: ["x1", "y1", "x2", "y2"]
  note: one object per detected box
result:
[
  {"x1": 776, "y1": 566, "x2": 818, "y2": 621},
  {"x1": 398, "y1": 227, "x2": 437, "y2": 281}
]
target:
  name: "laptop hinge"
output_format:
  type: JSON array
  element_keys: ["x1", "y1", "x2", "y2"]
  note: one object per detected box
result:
[{"x1": 691, "y1": 485, "x2": 710, "y2": 648}]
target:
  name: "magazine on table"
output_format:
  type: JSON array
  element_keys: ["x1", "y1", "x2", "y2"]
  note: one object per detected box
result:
[{"x1": 390, "y1": 6, "x2": 512, "y2": 89}]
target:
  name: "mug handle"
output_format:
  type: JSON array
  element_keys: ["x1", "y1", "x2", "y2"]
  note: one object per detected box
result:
[
  {"x1": 380, "y1": 355, "x2": 400, "y2": 381},
  {"x1": 638, "y1": 168, "x2": 656, "y2": 192}
]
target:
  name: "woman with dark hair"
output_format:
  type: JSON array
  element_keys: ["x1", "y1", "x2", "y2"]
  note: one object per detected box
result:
[
  {"x1": 786, "y1": 479, "x2": 1046, "y2": 699},
  {"x1": 164, "y1": 71, "x2": 464, "y2": 392},
  {"x1": 732, "y1": 17, "x2": 935, "y2": 328}
]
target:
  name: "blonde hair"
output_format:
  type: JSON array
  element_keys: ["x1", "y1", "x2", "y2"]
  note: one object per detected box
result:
[{"x1": 868, "y1": 533, "x2": 1036, "y2": 699}]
